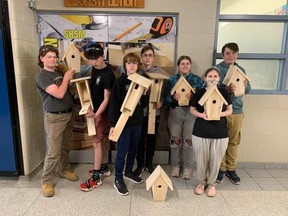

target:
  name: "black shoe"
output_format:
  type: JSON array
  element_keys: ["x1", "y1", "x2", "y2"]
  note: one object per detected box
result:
[
  {"x1": 100, "y1": 164, "x2": 112, "y2": 177},
  {"x1": 216, "y1": 170, "x2": 226, "y2": 183},
  {"x1": 124, "y1": 172, "x2": 143, "y2": 184},
  {"x1": 132, "y1": 166, "x2": 144, "y2": 177},
  {"x1": 225, "y1": 170, "x2": 241, "y2": 185},
  {"x1": 114, "y1": 179, "x2": 129, "y2": 196},
  {"x1": 145, "y1": 164, "x2": 155, "y2": 174}
]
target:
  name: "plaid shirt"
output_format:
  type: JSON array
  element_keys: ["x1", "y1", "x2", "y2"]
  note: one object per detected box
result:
[{"x1": 164, "y1": 72, "x2": 204, "y2": 108}]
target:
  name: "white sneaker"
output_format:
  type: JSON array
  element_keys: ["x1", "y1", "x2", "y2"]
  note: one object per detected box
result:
[
  {"x1": 171, "y1": 166, "x2": 180, "y2": 178},
  {"x1": 182, "y1": 168, "x2": 192, "y2": 180}
]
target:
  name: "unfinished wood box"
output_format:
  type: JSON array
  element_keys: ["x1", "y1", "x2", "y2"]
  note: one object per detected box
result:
[
  {"x1": 146, "y1": 72, "x2": 170, "y2": 134},
  {"x1": 109, "y1": 73, "x2": 152, "y2": 142},
  {"x1": 70, "y1": 76, "x2": 96, "y2": 136},
  {"x1": 198, "y1": 85, "x2": 228, "y2": 120},
  {"x1": 62, "y1": 43, "x2": 88, "y2": 72},
  {"x1": 222, "y1": 65, "x2": 250, "y2": 97},
  {"x1": 170, "y1": 76, "x2": 195, "y2": 106},
  {"x1": 146, "y1": 165, "x2": 174, "y2": 202}
]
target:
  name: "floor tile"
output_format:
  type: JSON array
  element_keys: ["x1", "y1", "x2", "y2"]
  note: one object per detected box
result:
[
  {"x1": 253, "y1": 177, "x2": 286, "y2": 191},
  {"x1": 245, "y1": 169, "x2": 272, "y2": 178}
]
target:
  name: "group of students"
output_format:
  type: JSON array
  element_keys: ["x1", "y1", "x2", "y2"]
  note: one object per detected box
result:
[{"x1": 35, "y1": 42, "x2": 250, "y2": 198}]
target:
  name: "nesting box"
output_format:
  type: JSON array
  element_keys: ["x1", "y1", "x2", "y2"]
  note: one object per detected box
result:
[
  {"x1": 146, "y1": 165, "x2": 174, "y2": 202},
  {"x1": 198, "y1": 85, "x2": 228, "y2": 120},
  {"x1": 62, "y1": 44, "x2": 88, "y2": 72},
  {"x1": 70, "y1": 77, "x2": 96, "y2": 136},
  {"x1": 145, "y1": 72, "x2": 170, "y2": 134},
  {"x1": 109, "y1": 73, "x2": 152, "y2": 142},
  {"x1": 170, "y1": 76, "x2": 195, "y2": 106},
  {"x1": 222, "y1": 65, "x2": 250, "y2": 97}
]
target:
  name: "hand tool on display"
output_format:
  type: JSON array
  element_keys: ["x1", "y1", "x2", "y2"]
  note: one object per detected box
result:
[
  {"x1": 113, "y1": 22, "x2": 142, "y2": 41},
  {"x1": 128, "y1": 16, "x2": 173, "y2": 43}
]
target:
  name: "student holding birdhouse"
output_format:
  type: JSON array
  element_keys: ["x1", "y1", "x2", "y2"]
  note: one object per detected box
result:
[
  {"x1": 80, "y1": 43, "x2": 115, "y2": 192},
  {"x1": 35, "y1": 45, "x2": 78, "y2": 197},
  {"x1": 133, "y1": 44, "x2": 170, "y2": 176},
  {"x1": 164, "y1": 55, "x2": 204, "y2": 180},
  {"x1": 190, "y1": 67, "x2": 232, "y2": 197},
  {"x1": 216, "y1": 42, "x2": 251, "y2": 185},
  {"x1": 108, "y1": 53, "x2": 149, "y2": 196}
]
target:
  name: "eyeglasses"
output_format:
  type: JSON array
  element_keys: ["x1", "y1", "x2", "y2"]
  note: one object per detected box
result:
[{"x1": 142, "y1": 54, "x2": 154, "y2": 58}]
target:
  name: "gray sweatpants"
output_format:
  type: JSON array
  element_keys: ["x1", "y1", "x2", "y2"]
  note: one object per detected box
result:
[
  {"x1": 168, "y1": 107, "x2": 195, "y2": 169},
  {"x1": 192, "y1": 135, "x2": 228, "y2": 186}
]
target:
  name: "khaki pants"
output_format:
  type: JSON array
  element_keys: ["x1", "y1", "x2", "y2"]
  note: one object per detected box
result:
[
  {"x1": 41, "y1": 112, "x2": 74, "y2": 184},
  {"x1": 220, "y1": 114, "x2": 244, "y2": 171}
]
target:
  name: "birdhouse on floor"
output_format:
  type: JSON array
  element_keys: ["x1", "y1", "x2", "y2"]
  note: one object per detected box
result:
[
  {"x1": 146, "y1": 165, "x2": 174, "y2": 202},
  {"x1": 222, "y1": 65, "x2": 250, "y2": 97},
  {"x1": 145, "y1": 72, "x2": 170, "y2": 134},
  {"x1": 198, "y1": 85, "x2": 228, "y2": 120},
  {"x1": 70, "y1": 77, "x2": 96, "y2": 136},
  {"x1": 109, "y1": 73, "x2": 152, "y2": 142},
  {"x1": 170, "y1": 76, "x2": 195, "y2": 106},
  {"x1": 62, "y1": 44, "x2": 88, "y2": 72}
]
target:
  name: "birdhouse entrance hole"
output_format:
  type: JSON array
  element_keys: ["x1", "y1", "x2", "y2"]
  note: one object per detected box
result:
[
  {"x1": 155, "y1": 79, "x2": 159, "y2": 84},
  {"x1": 158, "y1": 185, "x2": 162, "y2": 188},
  {"x1": 212, "y1": 100, "x2": 216, "y2": 104},
  {"x1": 181, "y1": 88, "x2": 185, "y2": 92},
  {"x1": 134, "y1": 84, "x2": 139, "y2": 90},
  {"x1": 71, "y1": 55, "x2": 75, "y2": 59}
]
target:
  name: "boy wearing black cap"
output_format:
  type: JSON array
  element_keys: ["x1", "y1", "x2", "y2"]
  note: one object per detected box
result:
[{"x1": 80, "y1": 43, "x2": 115, "y2": 191}]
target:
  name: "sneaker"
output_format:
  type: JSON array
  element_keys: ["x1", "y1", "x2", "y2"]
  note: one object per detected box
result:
[
  {"x1": 225, "y1": 170, "x2": 241, "y2": 185},
  {"x1": 61, "y1": 170, "x2": 79, "y2": 181},
  {"x1": 206, "y1": 185, "x2": 216, "y2": 197},
  {"x1": 132, "y1": 166, "x2": 144, "y2": 177},
  {"x1": 124, "y1": 172, "x2": 143, "y2": 184},
  {"x1": 182, "y1": 168, "x2": 192, "y2": 180},
  {"x1": 80, "y1": 172, "x2": 102, "y2": 192},
  {"x1": 216, "y1": 170, "x2": 226, "y2": 183},
  {"x1": 89, "y1": 165, "x2": 112, "y2": 177},
  {"x1": 42, "y1": 183, "x2": 55, "y2": 197},
  {"x1": 194, "y1": 184, "x2": 205, "y2": 195},
  {"x1": 145, "y1": 164, "x2": 155, "y2": 174},
  {"x1": 114, "y1": 179, "x2": 129, "y2": 196},
  {"x1": 171, "y1": 166, "x2": 180, "y2": 178}
]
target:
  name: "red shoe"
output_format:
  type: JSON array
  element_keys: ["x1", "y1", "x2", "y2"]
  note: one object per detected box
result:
[{"x1": 80, "y1": 177, "x2": 102, "y2": 192}]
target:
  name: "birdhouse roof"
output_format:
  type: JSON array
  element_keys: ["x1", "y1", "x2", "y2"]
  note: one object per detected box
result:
[
  {"x1": 222, "y1": 65, "x2": 250, "y2": 86},
  {"x1": 128, "y1": 73, "x2": 152, "y2": 88},
  {"x1": 146, "y1": 165, "x2": 174, "y2": 191},
  {"x1": 170, "y1": 76, "x2": 195, "y2": 95},
  {"x1": 61, "y1": 43, "x2": 88, "y2": 62},
  {"x1": 145, "y1": 72, "x2": 170, "y2": 80},
  {"x1": 198, "y1": 85, "x2": 228, "y2": 106}
]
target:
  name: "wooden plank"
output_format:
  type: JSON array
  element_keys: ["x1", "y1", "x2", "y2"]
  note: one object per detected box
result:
[
  {"x1": 147, "y1": 102, "x2": 156, "y2": 134},
  {"x1": 109, "y1": 110, "x2": 130, "y2": 142},
  {"x1": 79, "y1": 101, "x2": 91, "y2": 115},
  {"x1": 87, "y1": 117, "x2": 96, "y2": 136}
]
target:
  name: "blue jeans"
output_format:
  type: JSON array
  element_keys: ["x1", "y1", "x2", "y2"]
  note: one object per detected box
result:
[{"x1": 115, "y1": 125, "x2": 142, "y2": 181}]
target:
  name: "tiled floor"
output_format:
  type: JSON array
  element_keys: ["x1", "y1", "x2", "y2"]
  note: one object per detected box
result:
[{"x1": 1, "y1": 164, "x2": 288, "y2": 216}]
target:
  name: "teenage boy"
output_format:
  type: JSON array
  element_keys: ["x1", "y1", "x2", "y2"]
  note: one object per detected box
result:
[
  {"x1": 216, "y1": 42, "x2": 251, "y2": 185},
  {"x1": 80, "y1": 43, "x2": 115, "y2": 191},
  {"x1": 109, "y1": 53, "x2": 149, "y2": 196}
]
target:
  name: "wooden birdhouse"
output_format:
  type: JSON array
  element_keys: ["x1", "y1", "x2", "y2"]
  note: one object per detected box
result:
[
  {"x1": 62, "y1": 44, "x2": 88, "y2": 72},
  {"x1": 170, "y1": 76, "x2": 195, "y2": 106},
  {"x1": 109, "y1": 73, "x2": 152, "y2": 142},
  {"x1": 198, "y1": 85, "x2": 228, "y2": 121},
  {"x1": 146, "y1": 165, "x2": 174, "y2": 202},
  {"x1": 145, "y1": 72, "x2": 170, "y2": 134},
  {"x1": 222, "y1": 65, "x2": 250, "y2": 97},
  {"x1": 70, "y1": 77, "x2": 96, "y2": 136}
]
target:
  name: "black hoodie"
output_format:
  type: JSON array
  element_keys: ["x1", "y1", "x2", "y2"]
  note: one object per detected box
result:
[{"x1": 108, "y1": 73, "x2": 149, "y2": 127}]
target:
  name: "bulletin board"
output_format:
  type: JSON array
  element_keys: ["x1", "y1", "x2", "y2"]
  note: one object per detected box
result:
[{"x1": 38, "y1": 13, "x2": 177, "y2": 155}]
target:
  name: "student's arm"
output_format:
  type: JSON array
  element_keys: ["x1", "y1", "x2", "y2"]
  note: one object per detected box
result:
[
  {"x1": 45, "y1": 69, "x2": 75, "y2": 99},
  {"x1": 190, "y1": 107, "x2": 208, "y2": 120},
  {"x1": 221, "y1": 104, "x2": 232, "y2": 117}
]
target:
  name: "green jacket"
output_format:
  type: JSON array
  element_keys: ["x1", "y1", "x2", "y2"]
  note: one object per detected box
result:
[{"x1": 217, "y1": 61, "x2": 251, "y2": 114}]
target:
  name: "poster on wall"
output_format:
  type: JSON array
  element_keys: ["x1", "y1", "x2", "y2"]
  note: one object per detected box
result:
[{"x1": 39, "y1": 14, "x2": 177, "y2": 152}]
